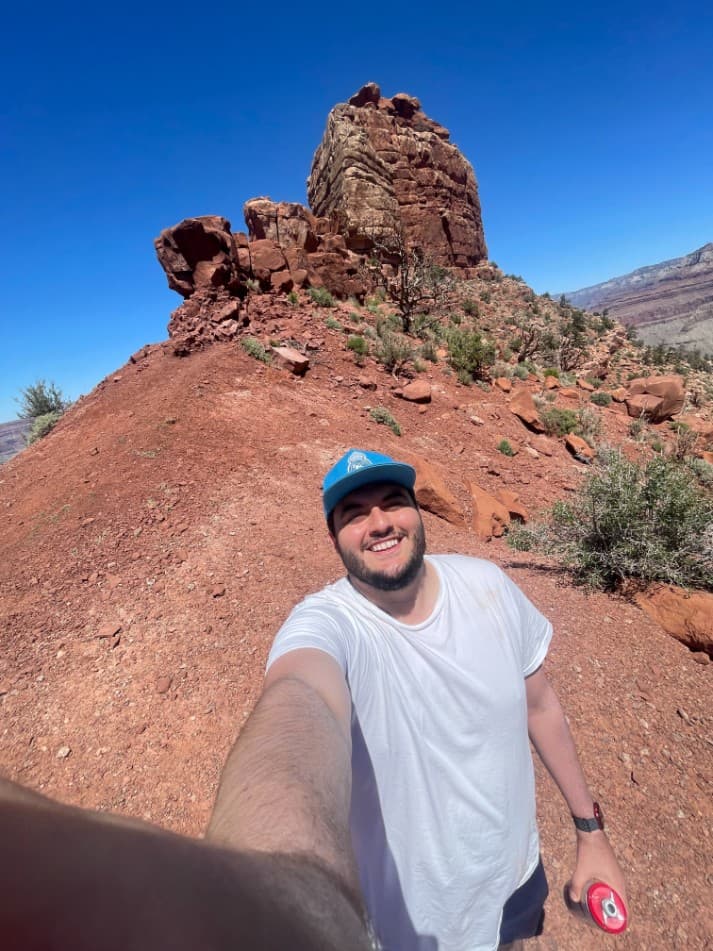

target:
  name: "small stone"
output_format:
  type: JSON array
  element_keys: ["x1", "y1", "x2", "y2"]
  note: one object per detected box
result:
[
  {"x1": 155, "y1": 676, "x2": 172, "y2": 695},
  {"x1": 97, "y1": 622, "x2": 122, "y2": 639},
  {"x1": 692, "y1": 651, "x2": 710, "y2": 665},
  {"x1": 212, "y1": 585, "x2": 226, "y2": 598},
  {"x1": 56, "y1": 746, "x2": 71, "y2": 759}
]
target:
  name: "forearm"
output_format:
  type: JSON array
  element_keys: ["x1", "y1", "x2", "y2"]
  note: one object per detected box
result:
[
  {"x1": 0, "y1": 789, "x2": 371, "y2": 951},
  {"x1": 207, "y1": 676, "x2": 360, "y2": 896},
  {"x1": 527, "y1": 689, "x2": 594, "y2": 816}
]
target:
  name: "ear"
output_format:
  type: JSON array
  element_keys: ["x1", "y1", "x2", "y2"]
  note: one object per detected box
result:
[{"x1": 328, "y1": 530, "x2": 339, "y2": 552}]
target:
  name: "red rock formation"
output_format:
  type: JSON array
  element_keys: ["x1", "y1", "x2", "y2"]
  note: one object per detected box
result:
[
  {"x1": 625, "y1": 374, "x2": 685, "y2": 422},
  {"x1": 307, "y1": 83, "x2": 487, "y2": 268}
]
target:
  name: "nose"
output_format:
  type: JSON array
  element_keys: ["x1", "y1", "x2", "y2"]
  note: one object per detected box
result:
[{"x1": 366, "y1": 505, "x2": 392, "y2": 535}]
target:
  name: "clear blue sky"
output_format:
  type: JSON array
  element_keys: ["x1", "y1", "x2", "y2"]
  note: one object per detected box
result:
[{"x1": 1, "y1": 0, "x2": 711, "y2": 421}]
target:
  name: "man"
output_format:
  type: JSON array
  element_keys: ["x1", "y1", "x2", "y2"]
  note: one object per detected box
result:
[
  {"x1": 211, "y1": 448, "x2": 627, "y2": 950},
  {"x1": 1, "y1": 447, "x2": 625, "y2": 950}
]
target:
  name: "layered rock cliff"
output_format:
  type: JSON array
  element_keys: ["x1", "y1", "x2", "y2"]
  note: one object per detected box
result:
[
  {"x1": 565, "y1": 243, "x2": 713, "y2": 354},
  {"x1": 307, "y1": 82, "x2": 487, "y2": 267}
]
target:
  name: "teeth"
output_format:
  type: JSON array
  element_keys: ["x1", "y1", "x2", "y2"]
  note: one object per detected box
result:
[{"x1": 370, "y1": 538, "x2": 399, "y2": 552}]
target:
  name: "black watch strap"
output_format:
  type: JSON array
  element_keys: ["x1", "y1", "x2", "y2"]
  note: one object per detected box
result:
[{"x1": 573, "y1": 801, "x2": 604, "y2": 832}]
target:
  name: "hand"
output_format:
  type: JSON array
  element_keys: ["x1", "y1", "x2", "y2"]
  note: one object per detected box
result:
[{"x1": 567, "y1": 830, "x2": 628, "y2": 910}]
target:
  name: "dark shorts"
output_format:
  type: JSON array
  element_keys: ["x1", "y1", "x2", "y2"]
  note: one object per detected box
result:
[{"x1": 499, "y1": 857, "x2": 548, "y2": 944}]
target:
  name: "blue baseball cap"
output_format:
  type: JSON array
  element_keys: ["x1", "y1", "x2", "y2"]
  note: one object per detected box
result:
[{"x1": 322, "y1": 449, "x2": 416, "y2": 520}]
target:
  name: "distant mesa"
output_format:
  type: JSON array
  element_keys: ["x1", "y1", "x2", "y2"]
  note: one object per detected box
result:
[
  {"x1": 564, "y1": 242, "x2": 713, "y2": 355},
  {"x1": 154, "y1": 83, "x2": 488, "y2": 355}
]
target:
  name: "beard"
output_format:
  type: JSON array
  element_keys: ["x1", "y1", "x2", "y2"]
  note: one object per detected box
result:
[{"x1": 336, "y1": 517, "x2": 427, "y2": 592}]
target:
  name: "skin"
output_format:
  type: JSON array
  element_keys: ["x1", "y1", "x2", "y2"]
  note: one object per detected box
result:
[{"x1": 0, "y1": 477, "x2": 627, "y2": 949}]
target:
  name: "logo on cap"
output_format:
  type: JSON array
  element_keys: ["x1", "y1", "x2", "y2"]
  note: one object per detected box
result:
[{"x1": 346, "y1": 451, "x2": 371, "y2": 474}]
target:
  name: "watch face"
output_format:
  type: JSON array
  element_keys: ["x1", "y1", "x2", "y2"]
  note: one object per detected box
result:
[{"x1": 593, "y1": 801, "x2": 605, "y2": 830}]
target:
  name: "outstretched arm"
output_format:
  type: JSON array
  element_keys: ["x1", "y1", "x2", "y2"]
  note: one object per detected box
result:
[
  {"x1": 207, "y1": 648, "x2": 360, "y2": 898},
  {"x1": 526, "y1": 666, "x2": 627, "y2": 906}
]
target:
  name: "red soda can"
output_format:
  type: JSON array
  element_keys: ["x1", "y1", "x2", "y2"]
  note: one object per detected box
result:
[{"x1": 574, "y1": 880, "x2": 628, "y2": 934}]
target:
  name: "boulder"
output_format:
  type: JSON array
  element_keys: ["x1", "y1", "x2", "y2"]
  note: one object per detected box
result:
[
  {"x1": 243, "y1": 198, "x2": 319, "y2": 251},
  {"x1": 154, "y1": 216, "x2": 242, "y2": 298},
  {"x1": 565, "y1": 433, "x2": 595, "y2": 463},
  {"x1": 271, "y1": 346, "x2": 309, "y2": 376},
  {"x1": 635, "y1": 586, "x2": 713, "y2": 657},
  {"x1": 510, "y1": 389, "x2": 545, "y2": 433},
  {"x1": 545, "y1": 376, "x2": 560, "y2": 390},
  {"x1": 626, "y1": 375, "x2": 685, "y2": 421},
  {"x1": 307, "y1": 83, "x2": 487, "y2": 268},
  {"x1": 625, "y1": 393, "x2": 665, "y2": 422},
  {"x1": 406, "y1": 456, "x2": 463, "y2": 525},
  {"x1": 494, "y1": 377, "x2": 512, "y2": 393},
  {"x1": 469, "y1": 483, "x2": 510, "y2": 540},
  {"x1": 577, "y1": 378, "x2": 595, "y2": 392},
  {"x1": 398, "y1": 381, "x2": 432, "y2": 403}
]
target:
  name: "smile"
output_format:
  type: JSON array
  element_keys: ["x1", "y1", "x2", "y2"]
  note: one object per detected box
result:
[{"x1": 368, "y1": 538, "x2": 402, "y2": 553}]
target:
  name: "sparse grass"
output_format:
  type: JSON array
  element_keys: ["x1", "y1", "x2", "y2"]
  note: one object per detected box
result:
[
  {"x1": 590, "y1": 391, "x2": 612, "y2": 407},
  {"x1": 308, "y1": 286, "x2": 335, "y2": 308},
  {"x1": 540, "y1": 407, "x2": 578, "y2": 437},
  {"x1": 347, "y1": 335, "x2": 368, "y2": 356},
  {"x1": 498, "y1": 439, "x2": 515, "y2": 457},
  {"x1": 241, "y1": 337, "x2": 271, "y2": 363},
  {"x1": 369, "y1": 407, "x2": 402, "y2": 436}
]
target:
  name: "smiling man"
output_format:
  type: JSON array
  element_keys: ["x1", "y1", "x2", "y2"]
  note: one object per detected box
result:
[{"x1": 209, "y1": 448, "x2": 627, "y2": 951}]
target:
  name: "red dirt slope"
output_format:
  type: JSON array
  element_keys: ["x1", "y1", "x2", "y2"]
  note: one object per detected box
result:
[{"x1": 1, "y1": 334, "x2": 711, "y2": 949}]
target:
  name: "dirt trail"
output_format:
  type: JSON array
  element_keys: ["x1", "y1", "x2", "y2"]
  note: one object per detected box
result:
[{"x1": 1, "y1": 334, "x2": 710, "y2": 949}]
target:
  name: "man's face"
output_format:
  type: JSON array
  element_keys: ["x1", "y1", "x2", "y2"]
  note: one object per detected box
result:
[{"x1": 330, "y1": 482, "x2": 426, "y2": 592}]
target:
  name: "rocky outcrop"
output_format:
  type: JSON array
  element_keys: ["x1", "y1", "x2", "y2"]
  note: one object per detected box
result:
[
  {"x1": 564, "y1": 242, "x2": 713, "y2": 355},
  {"x1": 624, "y1": 374, "x2": 685, "y2": 423},
  {"x1": 307, "y1": 83, "x2": 487, "y2": 268},
  {"x1": 636, "y1": 586, "x2": 713, "y2": 657}
]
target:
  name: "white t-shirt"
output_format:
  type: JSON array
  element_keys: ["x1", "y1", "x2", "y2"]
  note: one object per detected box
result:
[{"x1": 267, "y1": 555, "x2": 553, "y2": 951}]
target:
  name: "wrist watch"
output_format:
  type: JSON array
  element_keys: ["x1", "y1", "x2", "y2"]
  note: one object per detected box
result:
[{"x1": 572, "y1": 801, "x2": 604, "y2": 832}]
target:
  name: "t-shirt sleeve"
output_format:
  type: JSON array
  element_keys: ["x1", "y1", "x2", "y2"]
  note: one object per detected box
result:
[
  {"x1": 500, "y1": 569, "x2": 553, "y2": 676},
  {"x1": 266, "y1": 598, "x2": 350, "y2": 675}
]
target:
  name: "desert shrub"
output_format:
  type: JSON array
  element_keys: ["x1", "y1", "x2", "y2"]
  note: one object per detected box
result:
[
  {"x1": 419, "y1": 340, "x2": 438, "y2": 363},
  {"x1": 543, "y1": 367, "x2": 560, "y2": 378},
  {"x1": 462, "y1": 298, "x2": 479, "y2": 316},
  {"x1": 369, "y1": 407, "x2": 401, "y2": 436},
  {"x1": 513, "y1": 364, "x2": 529, "y2": 381},
  {"x1": 524, "y1": 449, "x2": 713, "y2": 590},
  {"x1": 628, "y1": 417, "x2": 646, "y2": 439},
  {"x1": 540, "y1": 407, "x2": 578, "y2": 437},
  {"x1": 241, "y1": 337, "x2": 271, "y2": 363},
  {"x1": 347, "y1": 335, "x2": 368, "y2": 356},
  {"x1": 17, "y1": 380, "x2": 70, "y2": 419},
  {"x1": 445, "y1": 328, "x2": 496, "y2": 382},
  {"x1": 576, "y1": 407, "x2": 602, "y2": 446},
  {"x1": 308, "y1": 286, "x2": 335, "y2": 308},
  {"x1": 413, "y1": 358, "x2": 427, "y2": 373},
  {"x1": 287, "y1": 290, "x2": 299, "y2": 305},
  {"x1": 375, "y1": 331, "x2": 413, "y2": 374},
  {"x1": 27, "y1": 411, "x2": 63, "y2": 444},
  {"x1": 325, "y1": 316, "x2": 343, "y2": 331},
  {"x1": 497, "y1": 439, "x2": 515, "y2": 457},
  {"x1": 688, "y1": 457, "x2": 713, "y2": 489},
  {"x1": 590, "y1": 391, "x2": 612, "y2": 407}
]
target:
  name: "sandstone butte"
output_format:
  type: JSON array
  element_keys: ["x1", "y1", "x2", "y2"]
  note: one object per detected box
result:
[{"x1": 2, "y1": 83, "x2": 712, "y2": 951}]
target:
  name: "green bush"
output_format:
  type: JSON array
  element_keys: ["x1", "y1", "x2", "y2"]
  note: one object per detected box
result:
[
  {"x1": 445, "y1": 328, "x2": 496, "y2": 382},
  {"x1": 375, "y1": 332, "x2": 413, "y2": 373},
  {"x1": 16, "y1": 380, "x2": 70, "y2": 419},
  {"x1": 27, "y1": 411, "x2": 63, "y2": 444},
  {"x1": 241, "y1": 337, "x2": 271, "y2": 363},
  {"x1": 513, "y1": 364, "x2": 529, "y2": 380},
  {"x1": 526, "y1": 449, "x2": 713, "y2": 590},
  {"x1": 347, "y1": 335, "x2": 368, "y2": 356},
  {"x1": 543, "y1": 368, "x2": 560, "y2": 378},
  {"x1": 540, "y1": 406, "x2": 578, "y2": 437},
  {"x1": 369, "y1": 407, "x2": 402, "y2": 436},
  {"x1": 325, "y1": 316, "x2": 343, "y2": 331},
  {"x1": 497, "y1": 439, "x2": 515, "y2": 457},
  {"x1": 462, "y1": 298, "x2": 479, "y2": 317},
  {"x1": 419, "y1": 340, "x2": 438, "y2": 363},
  {"x1": 308, "y1": 286, "x2": 335, "y2": 308},
  {"x1": 287, "y1": 290, "x2": 299, "y2": 305},
  {"x1": 590, "y1": 391, "x2": 612, "y2": 407}
]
